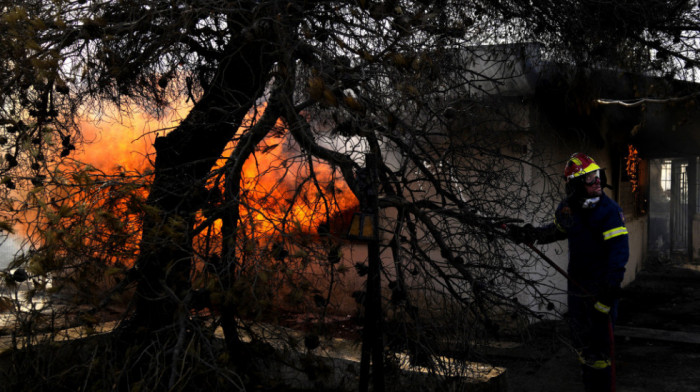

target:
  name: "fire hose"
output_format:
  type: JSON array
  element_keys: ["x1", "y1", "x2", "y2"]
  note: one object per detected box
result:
[{"x1": 499, "y1": 224, "x2": 616, "y2": 392}]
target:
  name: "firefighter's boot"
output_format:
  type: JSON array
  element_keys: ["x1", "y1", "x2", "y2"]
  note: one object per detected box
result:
[{"x1": 581, "y1": 363, "x2": 613, "y2": 392}]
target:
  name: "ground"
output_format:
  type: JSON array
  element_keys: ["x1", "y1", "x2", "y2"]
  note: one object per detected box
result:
[
  {"x1": 486, "y1": 260, "x2": 700, "y2": 392},
  {"x1": 2, "y1": 259, "x2": 699, "y2": 391}
]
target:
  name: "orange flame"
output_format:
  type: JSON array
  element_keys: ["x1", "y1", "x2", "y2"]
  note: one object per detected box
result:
[
  {"x1": 626, "y1": 144, "x2": 641, "y2": 193},
  {"x1": 77, "y1": 107, "x2": 181, "y2": 172},
  {"x1": 200, "y1": 105, "x2": 358, "y2": 243},
  {"x1": 72, "y1": 104, "x2": 357, "y2": 260}
]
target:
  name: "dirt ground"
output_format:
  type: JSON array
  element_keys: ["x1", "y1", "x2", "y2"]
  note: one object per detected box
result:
[
  {"x1": 2, "y1": 259, "x2": 699, "y2": 391},
  {"x1": 486, "y1": 260, "x2": 700, "y2": 392}
]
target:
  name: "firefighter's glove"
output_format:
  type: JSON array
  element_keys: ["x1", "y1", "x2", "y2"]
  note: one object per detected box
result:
[
  {"x1": 593, "y1": 286, "x2": 620, "y2": 315},
  {"x1": 506, "y1": 224, "x2": 538, "y2": 245}
]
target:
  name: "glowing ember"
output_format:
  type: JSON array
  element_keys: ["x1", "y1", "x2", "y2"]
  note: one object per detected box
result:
[{"x1": 625, "y1": 144, "x2": 641, "y2": 193}]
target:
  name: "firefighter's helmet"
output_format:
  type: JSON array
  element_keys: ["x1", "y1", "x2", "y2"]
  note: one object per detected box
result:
[{"x1": 564, "y1": 153, "x2": 601, "y2": 181}]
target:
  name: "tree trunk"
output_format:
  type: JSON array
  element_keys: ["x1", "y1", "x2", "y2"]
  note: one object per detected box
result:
[
  {"x1": 128, "y1": 37, "x2": 276, "y2": 335},
  {"x1": 218, "y1": 90, "x2": 285, "y2": 353}
]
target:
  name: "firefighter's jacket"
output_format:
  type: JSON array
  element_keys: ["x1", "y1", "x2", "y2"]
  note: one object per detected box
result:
[{"x1": 537, "y1": 193, "x2": 630, "y2": 294}]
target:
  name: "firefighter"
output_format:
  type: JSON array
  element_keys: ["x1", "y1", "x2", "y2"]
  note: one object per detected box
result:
[{"x1": 509, "y1": 152, "x2": 629, "y2": 392}]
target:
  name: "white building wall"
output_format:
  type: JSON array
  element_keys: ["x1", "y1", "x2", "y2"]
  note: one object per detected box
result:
[{"x1": 0, "y1": 237, "x2": 21, "y2": 270}]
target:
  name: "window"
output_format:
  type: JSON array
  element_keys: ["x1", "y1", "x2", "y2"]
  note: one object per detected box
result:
[
  {"x1": 659, "y1": 160, "x2": 689, "y2": 200},
  {"x1": 660, "y1": 160, "x2": 672, "y2": 201}
]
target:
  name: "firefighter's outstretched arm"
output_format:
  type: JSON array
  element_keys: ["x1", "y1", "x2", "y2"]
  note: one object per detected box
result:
[{"x1": 505, "y1": 221, "x2": 567, "y2": 245}]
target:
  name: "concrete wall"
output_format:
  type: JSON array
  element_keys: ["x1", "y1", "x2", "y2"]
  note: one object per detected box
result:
[
  {"x1": 623, "y1": 217, "x2": 647, "y2": 286},
  {"x1": 616, "y1": 174, "x2": 647, "y2": 286}
]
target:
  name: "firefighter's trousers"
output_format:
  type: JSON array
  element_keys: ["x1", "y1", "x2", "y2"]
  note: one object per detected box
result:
[{"x1": 568, "y1": 293, "x2": 617, "y2": 392}]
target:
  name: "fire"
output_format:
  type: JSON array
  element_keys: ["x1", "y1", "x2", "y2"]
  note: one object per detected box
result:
[
  {"x1": 77, "y1": 107, "x2": 181, "y2": 172},
  {"x1": 71, "y1": 103, "x2": 357, "y2": 262},
  {"x1": 25, "y1": 109, "x2": 185, "y2": 268},
  {"x1": 238, "y1": 132, "x2": 357, "y2": 238},
  {"x1": 625, "y1": 144, "x2": 641, "y2": 193},
  {"x1": 10, "y1": 102, "x2": 360, "y2": 317}
]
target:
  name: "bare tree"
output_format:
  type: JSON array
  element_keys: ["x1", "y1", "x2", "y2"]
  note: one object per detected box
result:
[{"x1": 1, "y1": 0, "x2": 699, "y2": 390}]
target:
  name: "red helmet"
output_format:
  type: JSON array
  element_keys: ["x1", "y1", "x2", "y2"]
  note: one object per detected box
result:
[{"x1": 564, "y1": 153, "x2": 601, "y2": 180}]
